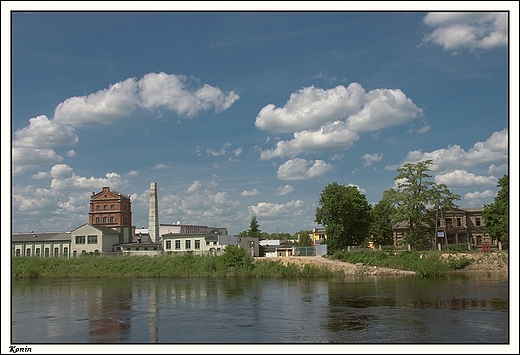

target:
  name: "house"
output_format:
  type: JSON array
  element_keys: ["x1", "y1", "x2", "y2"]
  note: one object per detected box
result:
[
  {"x1": 392, "y1": 207, "x2": 492, "y2": 247},
  {"x1": 161, "y1": 233, "x2": 259, "y2": 256},
  {"x1": 312, "y1": 228, "x2": 327, "y2": 245},
  {"x1": 70, "y1": 223, "x2": 121, "y2": 256}
]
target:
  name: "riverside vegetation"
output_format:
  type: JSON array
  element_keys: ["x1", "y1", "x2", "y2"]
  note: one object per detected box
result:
[{"x1": 12, "y1": 245, "x2": 505, "y2": 279}]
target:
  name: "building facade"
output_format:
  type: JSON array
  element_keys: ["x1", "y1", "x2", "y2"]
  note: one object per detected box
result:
[
  {"x1": 89, "y1": 186, "x2": 133, "y2": 243},
  {"x1": 392, "y1": 207, "x2": 492, "y2": 247},
  {"x1": 161, "y1": 233, "x2": 259, "y2": 256},
  {"x1": 12, "y1": 231, "x2": 71, "y2": 257}
]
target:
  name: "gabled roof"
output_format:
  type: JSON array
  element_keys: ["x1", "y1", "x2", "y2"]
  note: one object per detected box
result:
[{"x1": 70, "y1": 223, "x2": 119, "y2": 234}]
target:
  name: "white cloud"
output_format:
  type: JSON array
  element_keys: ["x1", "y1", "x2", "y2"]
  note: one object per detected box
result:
[
  {"x1": 234, "y1": 147, "x2": 243, "y2": 157},
  {"x1": 138, "y1": 72, "x2": 239, "y2": 117},
  {"x1": 395, "y1": 129, "x2": 508, "y2": 173},
  {"x1": 488, "y1": 163, "x2": 507, "y2": 175},
  {"x1": 248, "y1": 200, "x2": 304, "y2": 218},
  {"x1": 277, "y1": 184, "x2": 294, "y2": 196},
  {"x1": 464, "y1": 189, "x2": 496, "y2": 200},
  {"x1": 277, "y1": 158, "x2": 333, "y2": 180},
  {"x1": 50, "y1": 170, "x2": 127, "y2": 191},
  {"x1": 435, "y1": 169, "x2": 498, "y2": 187},
  {"x1": 423, "y1": 12, "x2": 508, "y2": 51},
  {"x1": 67, "y1": 150, "x2": 76, "y2": 157},
  {"x1": 13, "y1": 115, "x2": 78, "y2": 148},
  {"x1": 187, "y1": 180, "x2": 202, "y2": 193},
  {"x1": 256, "y1": 83, "x2": 422, "y2": 160},
  {"x1": 207, "y1": 143, "x2": 231, "y2": 156},
  {"x1": 241, "y1": 189, "x2": 260, "y2": 196},
  {"x1": 154, "y1": 164, "x2": 167, "y2": 170},
  {"x1": 12, "y1": 147, "x2": 63, "y2": 175},
  {"x1": 362, "y1": 153, "x2": 383, "y2": 166},
  {"x1": 347, "y1": 183, "x2": 367, "y2": 195}
]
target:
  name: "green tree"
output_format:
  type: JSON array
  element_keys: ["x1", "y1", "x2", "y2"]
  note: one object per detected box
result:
[
  {"x1": 315, "y1": 182, "x2": 372, "y2": 254},
  {"x1": 247, "y1": 215, "x2": 262, "y2": 239},
  {"x1": 386, "y1": 160, "x2": 460, "y2": 249},
  {"x1": 218, "y1": 245, "x2": 253, "y2": 269},
  {"x1": 296, "y1": 230, "x2": 313, "y2": 246},
  {"x1": 369, "y1": 190, "x2": 396, "y2": 246},
  {"x1": 483, "y1": 174, "x2": 508, "y2": 248}
]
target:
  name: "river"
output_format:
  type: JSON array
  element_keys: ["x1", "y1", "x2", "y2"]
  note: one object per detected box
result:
[{"x1": 10, "y1": 274, "x2": 510, "y2": 351}]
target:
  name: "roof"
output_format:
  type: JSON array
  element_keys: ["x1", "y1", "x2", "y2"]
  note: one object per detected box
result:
[
  {"x1": 12, "y1": 231, "x2": 71, "y2": 242},
  {"x1": 70, "y1": 223, "x2": 120, "y2": 234}
]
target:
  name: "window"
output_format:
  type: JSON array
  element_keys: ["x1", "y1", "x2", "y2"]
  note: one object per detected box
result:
[
  {"x1": 97, "y1": 205, "x2": 100, "y2": 210},
  {"x1": 95, "y1": 217, "x2": 100, "y2": 223},
  {"x1": 476, "y1": 218, "x2": 481, "y2": 226},
  {"x1": 104, "y1": 205, "x2": 107, "y2": 210},
  {"x1": 111, "y1": 205, "x2": 115, "y2": 209},
  {"x1": 73, "y1": 250, "x2": 77, "y2": 258},
  {"x1": 175, "y1": 240, "x2": 181, "y2": 250},
  {"x1": 26, "y1": 248, "x2": 31, "y2": 256},
  {"x1": 35, "y1": 248, "x2": 40, "y2": 257},
  {"x1": 437, "y1": 219, "x2": 441, "y2": 227},
  {"x1": 63, "y1": 247, "x2": 68, "y2": 257},
  {"x1": 195, "y1": 240, "x2": 200, "y2": 249},
  {"x1": 185, "y1": 240, "x2": 191, "y2": 249},
  {"x1": 166, "y1": 241, "x2": 171, "y2": 250},
  {"x1": 110, "y1": 217, "x2": 115, "y2": 223},
  {"x1": 87, "y1": 235, "x2": 98, "y2": 244},
  {"x1": 456, "y1": 218, "x2": 462, "y2": 227},
  {"x1": 44, "y1": 248, "x2": 50, "y2": 257},
  {"x1": 76, "y1": 235, "x2": 86, "y2": 244},
  {"x1": 206, "y1": 241, "x2": 210, "y2": 245},
  {"x1": 54, "y1": 247, "x2": 59, "y2": 257},
  {"x1": 16, "y1": 249, "x2": 20, "y2": 257},
  {"x1": 103, "y1": 217, "x2": 107, "y2": 223}
]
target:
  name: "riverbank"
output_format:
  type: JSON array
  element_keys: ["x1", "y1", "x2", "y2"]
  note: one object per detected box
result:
[{"x1": 260, "y1": 251, "x2": 509, "y2": 276}]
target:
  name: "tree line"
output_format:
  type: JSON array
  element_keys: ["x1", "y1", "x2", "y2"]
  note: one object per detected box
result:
[{"x1": 240, "y1": 160, "x2": 508, "y2": 254}]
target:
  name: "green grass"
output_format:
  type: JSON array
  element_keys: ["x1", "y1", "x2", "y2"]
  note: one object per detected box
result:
[
  {"x1": 329, "y1": 250, "x2": 476, "y2": 278},
  {"x1": 12, "y1": 253, "x2": 343, "y2": 279}
]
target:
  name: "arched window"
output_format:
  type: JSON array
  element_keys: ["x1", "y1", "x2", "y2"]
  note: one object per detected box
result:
[
  {"x1": 26, "y1": 248, "x2": 31, "y2": 256},
  {"x1": 35, "y1": 248, "x2": 40, "y2": 257},
  {"x1": 16, "y1": 249, "x2": 21, "y2": 257},
  {"x1": 44, "y1": 248, "x2": 50, "y2": 257},
  {"x1": 63, "y1": 247, "x2": 68, "y2": 258},
  {"x1": 103, "y1": 217, "x2": 107, "y2": 223},
  {"x1": 54, "y1": 247, "x2": 59, "y2": 257},
  {"x1": 96, "y1": 217, "x2": 100, "y2": 223},
  {"x1": 73, "y1": 250, "x2": 77, "y2": 258},
  {"x1": 110, "y1": 216, "x2": 115, "y2": 223}
]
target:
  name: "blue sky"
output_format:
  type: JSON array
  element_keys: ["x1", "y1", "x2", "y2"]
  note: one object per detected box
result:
[{"x1": 5, "y1": 4, "x2": 518, "y2": 236}]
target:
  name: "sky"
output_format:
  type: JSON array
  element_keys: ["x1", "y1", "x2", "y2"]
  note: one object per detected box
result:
[{"x1": 4, "y1": 4, "x2": 518, "y2": 238}]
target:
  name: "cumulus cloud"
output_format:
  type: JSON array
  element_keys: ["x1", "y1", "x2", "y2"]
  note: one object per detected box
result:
[
  {"x1": 241, "y1": 189, "x2": 260, "y2": 196},
  {"x1": 392, "y1": 129, "x2": 508, "y2": 173},
  {"x1": 435, "y1": 170, "x2": 498, "y2": 187},
  {"x1": 207, "y1": 143, "x2": 232, "y2": 156},
  {"x1": 13, "y1": 72, "x2": 239, "y2": 176},
  {"x1": 422, "y1": 12, "x2": 508, "y2": 51},
  {"x1": 248, "y1": 200, "x2": 304, "y2": 218},
  {"x1": 277, "y1": 184, "x2": 294, "y2": 196},
  {"x1": 50, "y1": 170, "x2": 127, "y2": 191},
  {"x1": 464, "y1": 190, "x2": 496, "y2": 200},
  {"x1": 13, "y1": 115, "x2": 78, "y2": 148},
  {"x1": 277, "y1": 158, "x2": 333, "y2": 180},
  {"x1": 256, "y1": 83, "x2": 422, "y2": 160},
  {"x1": 362, "y1": 153, "x2": 383, "y2": 166},
  {"x1": 187, "y1": 180, "x2": 202, "y2": 193}
]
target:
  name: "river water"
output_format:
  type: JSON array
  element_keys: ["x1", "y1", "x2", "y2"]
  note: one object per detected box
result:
[{"x1": 10, "y1": 274, "x2": 510, "y2": 350}]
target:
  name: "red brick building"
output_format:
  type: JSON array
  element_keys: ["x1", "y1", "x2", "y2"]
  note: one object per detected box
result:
[{"x1": 89, "y1": 187, "x2": 133, "y2": 243}]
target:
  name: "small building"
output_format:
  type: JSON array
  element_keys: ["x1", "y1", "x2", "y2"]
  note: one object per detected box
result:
[
  {"x1": 114, "y1": 241, "x2": 164, "y2": 255},
  {"x1": 312, "y1": 228, "x2": 327, "y2": 245},
  {"x1": 161, "y1": 233, "x2": 259, "y2": 256},
  {"x1": 12, "y1": 231, "x2": 71, "y2": 257},
  {"x1": 70, "y1": 223, "x2": 121, "y2": 256}
]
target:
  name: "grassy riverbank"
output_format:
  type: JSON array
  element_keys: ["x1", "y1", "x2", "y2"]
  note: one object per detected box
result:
[{"x1": 12, "y1": 252, "x2": 343, "y2": 279}]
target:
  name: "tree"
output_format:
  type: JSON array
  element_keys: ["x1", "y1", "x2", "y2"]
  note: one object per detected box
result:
[
  {"x1": 369, "y1": 190, "x2": 396, "y2": 246},
  {"x1": 247, "y1": 215, "x2": 262, "y2": 239},
  {"x1": 386, "y1": 160, "x2": 460, "y2": 249},
  {"x1": 483, "y1": 174, "x2": 508, "y2": 248},
  {"x1": 296, "y1": 230, "x2": 313, "y2": 246},
  {"x1": 315, "y1": 182, "x2": 372, "y2": 254}
]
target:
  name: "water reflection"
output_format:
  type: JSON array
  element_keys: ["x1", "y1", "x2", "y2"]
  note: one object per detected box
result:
[{"x1": 11, "y1": 275, "x2": 508, "y2": 344}]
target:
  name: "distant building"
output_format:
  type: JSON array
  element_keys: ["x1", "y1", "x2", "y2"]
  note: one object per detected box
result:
[
  {"x1": 312, "y1": 228, "x2": 327, "y2": 245},
  {"x1": 159, "y1": 223, "x2": 228, "y2": 236},
  {"x1": 89, "y1": 187, "x2": 133, "y2": 244},
  {"x1": 392, "y1": 207, "x2": 492, "y2": 247},
  {"x1": 161, "y1": 233, "x2": 259, "y2": 256},
  {"x1": 12, "y1": 231, "x2": 71, "y2": 257}
]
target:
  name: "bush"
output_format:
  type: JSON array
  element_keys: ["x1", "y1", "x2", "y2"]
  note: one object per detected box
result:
[{"x1": 217, "y1": 245, "x2": 253, "y2": 270}]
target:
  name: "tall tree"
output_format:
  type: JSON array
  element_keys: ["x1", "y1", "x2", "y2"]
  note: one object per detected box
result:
[
  {"x1": 247, "y1": 215, "x2": 262, "y2": 239},
  {"x1": 386, "y1": 160, "x2": 460, "y2": 248},
  {"x1": 483, "y1": 174, "x2": 508, "y2": 248},
  {"x1": 369, "y1": 190, "x2": 396, "y2": 246},
  {"x1": 315, "y1": 182, "x2": 372, "y2": 254}
]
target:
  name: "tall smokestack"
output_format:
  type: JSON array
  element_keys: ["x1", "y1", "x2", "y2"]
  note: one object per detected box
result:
[{"x1": 148, "y1": 182, "x2": 159, "y2": 243}]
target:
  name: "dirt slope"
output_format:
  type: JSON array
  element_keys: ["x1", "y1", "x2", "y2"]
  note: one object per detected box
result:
[{"x1": 255, "y1": 252, "x2": 509, "y2": 276}]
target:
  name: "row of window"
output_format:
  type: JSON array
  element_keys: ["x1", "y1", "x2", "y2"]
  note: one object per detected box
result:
[
  {"x1": 437, "y1": 217, "x2": 482, "y2": 228},
  {"x1": 15, "y1": 247, "x2": 69, "y2": 257},
  {"x1": 95, "y1": 204, "x2": 127, "y2": 210},
  {"x1": 164, "y1": 240, "x2": 218, "y2": 250},
  {"x1": 75, "y1": 235, "x2": 98, "y2": 244},
  {"x1": 93, "y1": 216, "x2": 128, "y2": 224}
]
